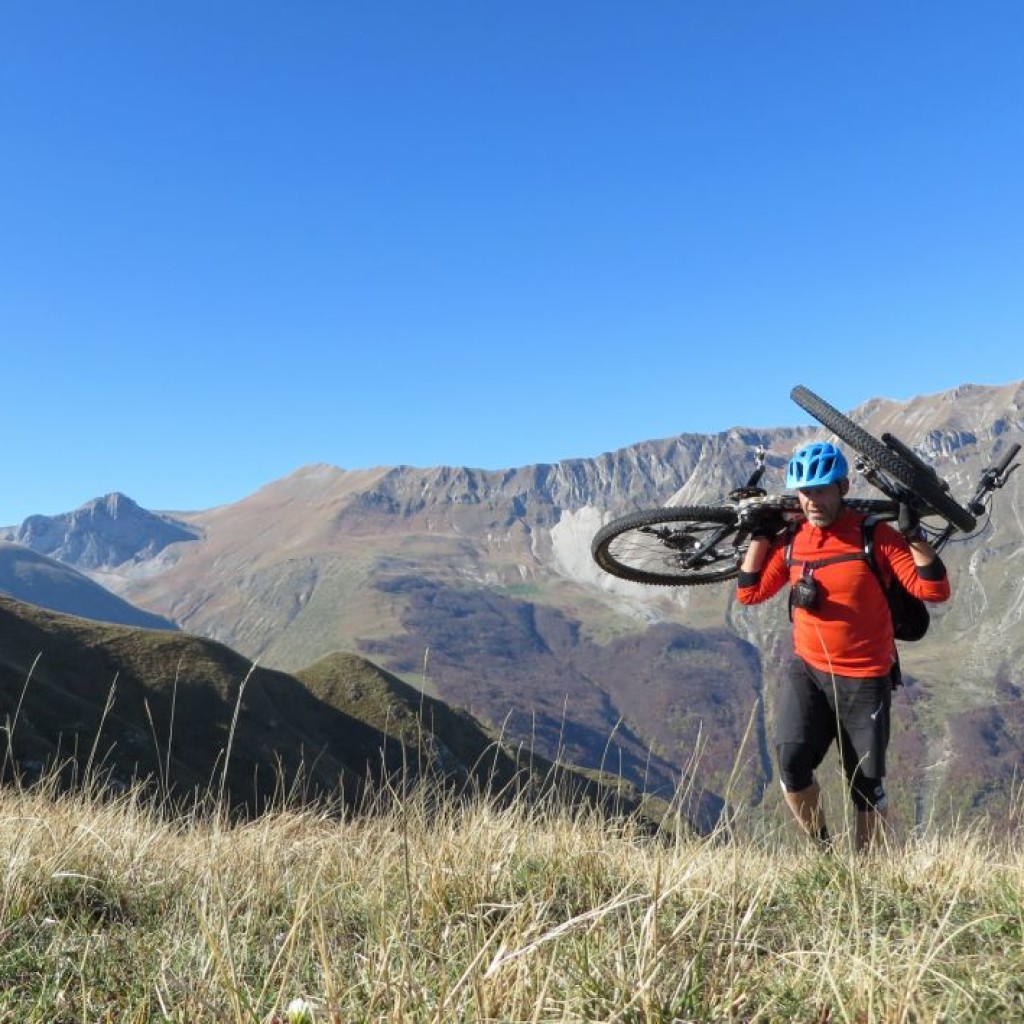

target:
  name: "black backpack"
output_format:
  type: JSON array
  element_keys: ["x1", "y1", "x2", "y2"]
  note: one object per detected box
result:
[
  {"x1": 784, "y1": 516, "x2": 930, "y2": 643},
  {"x1": 861, "y1": 517, "x2": 930, "y2": 642}
]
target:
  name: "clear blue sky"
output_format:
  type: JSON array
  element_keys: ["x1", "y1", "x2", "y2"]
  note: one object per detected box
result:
[{"x1": 2, "y1": 2, "x2": 1022, "y2": 524}]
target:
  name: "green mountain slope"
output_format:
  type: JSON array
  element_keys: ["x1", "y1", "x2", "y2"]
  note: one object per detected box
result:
[{"x1": 0, "y1": 595, "x2": 656, "y2": 823}]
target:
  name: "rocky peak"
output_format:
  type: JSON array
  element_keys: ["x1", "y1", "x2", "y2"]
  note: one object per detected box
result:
[{"x1": 9, "y1": 492, "x2": 199, "y2": 570}]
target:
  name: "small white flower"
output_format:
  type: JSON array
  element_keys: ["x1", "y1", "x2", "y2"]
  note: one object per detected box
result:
[{"x1": 285, "y1": 997, "x2": 314, "y2": 1024}]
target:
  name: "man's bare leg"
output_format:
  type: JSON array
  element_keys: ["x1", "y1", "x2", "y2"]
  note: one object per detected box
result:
[
  {"x1": 783, "y1": 781, "x2": 830, "y2": 847},
  {"x1": 856, "y1": 807, "x2": 889, "y2": 852}
]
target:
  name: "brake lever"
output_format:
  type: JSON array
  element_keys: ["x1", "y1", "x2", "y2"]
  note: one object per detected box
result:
[
  {"x1": 968, "y1": 452, "x2": 1020, "y2": 515},
  {"x1": 995, "y1": 462, "x2": 1019, "y2": 487}
]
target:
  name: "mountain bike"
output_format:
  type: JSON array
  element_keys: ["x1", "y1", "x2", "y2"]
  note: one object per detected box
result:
[{"x1": 591, "y1": 384, "x2": 1020, "y2": 586}]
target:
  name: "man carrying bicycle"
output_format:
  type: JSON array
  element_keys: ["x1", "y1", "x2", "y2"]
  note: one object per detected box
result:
[{"x1": 736, "y1": 441, "x2": 950, "y2": 852}]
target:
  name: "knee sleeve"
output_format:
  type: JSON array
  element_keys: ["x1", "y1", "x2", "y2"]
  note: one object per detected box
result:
[
  {"x1": 850, "y1": 775, "x2": 887, "y2": 812},
  {"x1": 777, "y1": 742, "x2": 816, "y2": 793}
]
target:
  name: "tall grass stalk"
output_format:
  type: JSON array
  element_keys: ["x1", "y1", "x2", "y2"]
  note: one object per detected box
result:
[
  {"x1": 2, "y1": 651, "x2": 41, "y2": 783},
  {"x1": 166, "y1": 655, "x2": 183, "y2": 794},
  {"x1": 83, "y1": 672, "x2": 119, "y2": 786},
  {"x1": 216, "y1": 660, "x2": 258, "y2": 812}
]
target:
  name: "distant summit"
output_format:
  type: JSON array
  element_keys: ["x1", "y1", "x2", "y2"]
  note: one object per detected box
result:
[{"x1": 3, "y1": 492, "x2": 198, "y2": 570}]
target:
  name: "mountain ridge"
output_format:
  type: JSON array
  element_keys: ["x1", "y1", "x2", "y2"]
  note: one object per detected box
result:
[
  {"x1": 1, "y1": 491, "x2": 199, "y2": 569},
  {"x1": 4, "y1": 379, "x2": 1022, "y2": 823}
]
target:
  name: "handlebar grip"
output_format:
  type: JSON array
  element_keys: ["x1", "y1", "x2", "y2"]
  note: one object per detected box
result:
[{"x1": 995, "y1": 442, "x2": 1021, "y2": 475}]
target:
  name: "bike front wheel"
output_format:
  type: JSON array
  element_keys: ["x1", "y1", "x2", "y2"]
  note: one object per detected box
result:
[
  {"x1": 591, "y1": 505, "x2": 741, "y2": 586},
  {"x1": 790, "y1": 385, "x2": 977, "y2": 532}
]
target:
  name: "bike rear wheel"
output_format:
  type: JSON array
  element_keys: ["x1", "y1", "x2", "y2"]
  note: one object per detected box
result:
[
  {"x1": 591, "y1": 506, "x2": 740, "y2": 586},
  {"x1": 790, "y1": 385, "x2": 976, "y2": 532},
  {"x1": 592, "y1": 498, "x2": 897, "y2": 587}
]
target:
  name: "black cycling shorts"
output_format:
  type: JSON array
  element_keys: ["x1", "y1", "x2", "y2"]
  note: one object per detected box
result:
[{"x1": 776, "y1": 657, "x2": 892, "y2": 790}]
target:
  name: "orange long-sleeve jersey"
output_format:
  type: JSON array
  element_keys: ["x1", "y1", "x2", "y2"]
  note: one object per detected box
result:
[{"x1": 736, "y1": 508, "x2": 951, "y2": 677}]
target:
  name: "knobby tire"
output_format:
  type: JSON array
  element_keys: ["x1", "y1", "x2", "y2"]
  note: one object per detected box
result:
[
  {"x1": 790, "y1": 385, "x2": 976, "y2": 532},
  {"x1": 591, "y1": 505, "x2": 740, "y2": 586}
]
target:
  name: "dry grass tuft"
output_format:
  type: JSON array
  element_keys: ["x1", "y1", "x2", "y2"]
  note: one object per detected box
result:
[{"x1": 1, "y1": 769, "x2": 1023, "y2": 1022}]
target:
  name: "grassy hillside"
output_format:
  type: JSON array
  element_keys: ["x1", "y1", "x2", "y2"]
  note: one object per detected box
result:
[
  {"x1": 0, "y1": 595, "x2": 655, "y2": 825},
  {"x1": 2, "y1": 775, "x2": 1023, "y2": 1021}
]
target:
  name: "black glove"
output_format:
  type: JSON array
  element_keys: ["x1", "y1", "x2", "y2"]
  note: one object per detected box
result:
[
  {"x1": 749, "y1": 510, "x2": 785, "y2": 541},
  {"x1": 897, "y1": 502, "x2": 922, "y2": 538}
]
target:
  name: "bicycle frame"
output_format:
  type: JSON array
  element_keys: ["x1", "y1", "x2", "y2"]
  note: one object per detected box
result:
[{"x1": 592, "y1": 387, "x2": 1020, "y2": 587}]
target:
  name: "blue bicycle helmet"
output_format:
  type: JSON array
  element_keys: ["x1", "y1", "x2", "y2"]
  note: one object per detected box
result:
[{"x1": 786, "y1": 442, "x2": 849, "y2": 489}]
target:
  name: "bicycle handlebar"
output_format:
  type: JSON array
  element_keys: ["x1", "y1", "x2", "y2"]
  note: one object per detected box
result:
[{"x1": 994, "y1": 442, "x2": 1021, "y2": 477}]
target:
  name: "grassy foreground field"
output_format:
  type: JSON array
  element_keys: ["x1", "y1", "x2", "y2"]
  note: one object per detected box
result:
[{"x1": 2, "y1": 776, "x2": 1024, "y2": 1023}]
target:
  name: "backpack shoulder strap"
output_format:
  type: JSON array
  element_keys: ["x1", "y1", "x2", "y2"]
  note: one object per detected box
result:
[
  {"x1": 861, "y1": 515, "x2": 889, "y2": 587},
  {"x1": 783, "y1": 521, "x2": 799, "y2": 567}
]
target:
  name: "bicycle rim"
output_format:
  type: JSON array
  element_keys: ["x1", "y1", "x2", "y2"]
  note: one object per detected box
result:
[
  {"x1": 591, "y1": 506, "x2": 740, "y2": 586},
  {"x1": 790, "y1": 385, "x2": 976, "y2": 532}
]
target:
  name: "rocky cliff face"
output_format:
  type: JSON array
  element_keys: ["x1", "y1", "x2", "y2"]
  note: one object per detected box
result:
[
  {"x1": 6, "y1": 381, "x2": 1024, "y2": 823},
  {"x1": 3, "y1": 492, "x2": 199, "y2": 570}
]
